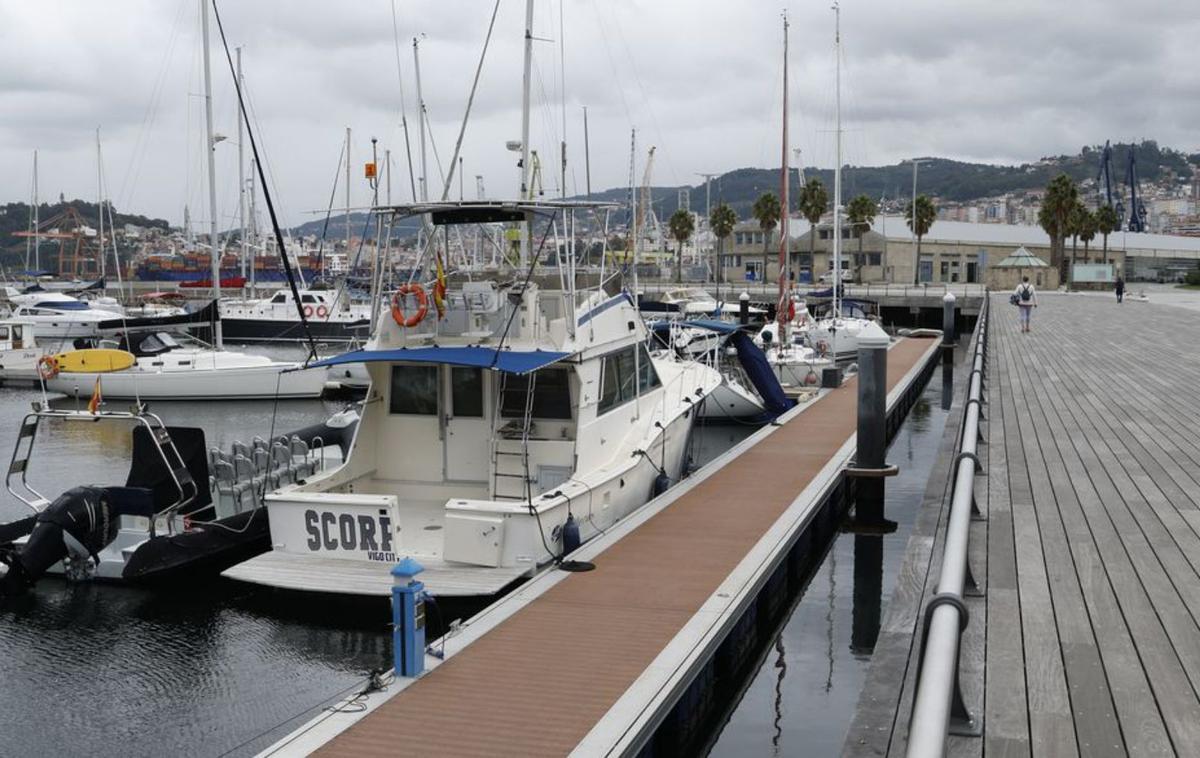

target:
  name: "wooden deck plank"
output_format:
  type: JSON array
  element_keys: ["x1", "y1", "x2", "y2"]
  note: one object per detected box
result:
[{"x1": 313, "y1": 338, "x2": 940, "y2": 758}]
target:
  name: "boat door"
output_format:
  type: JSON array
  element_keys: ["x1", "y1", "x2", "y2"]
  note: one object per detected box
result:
[{"x1": 443, "y1": 366, "x2": 489, "y2": 481}]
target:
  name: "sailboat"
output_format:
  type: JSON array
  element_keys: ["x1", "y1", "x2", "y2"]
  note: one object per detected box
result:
[{"x1": 805, "y1": 2, "x2": 884, "y2": 362}]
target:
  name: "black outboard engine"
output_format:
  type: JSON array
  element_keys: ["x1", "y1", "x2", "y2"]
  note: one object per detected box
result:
[{"x1": 0, "y1": 486, "x2": 119, "y2": 597}]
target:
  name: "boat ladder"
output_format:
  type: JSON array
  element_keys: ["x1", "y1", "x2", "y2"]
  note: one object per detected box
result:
[{"x1": 491, "y1": 372, "x2": 536, "y2": 501}]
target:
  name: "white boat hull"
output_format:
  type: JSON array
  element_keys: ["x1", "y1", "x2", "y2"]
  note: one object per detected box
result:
[
  {"x1": 701, "y1": 380, "x2": 765, "y2": 420},
  {"x1": 46, "y1": 364, "x2": 326, "y2": 400}
]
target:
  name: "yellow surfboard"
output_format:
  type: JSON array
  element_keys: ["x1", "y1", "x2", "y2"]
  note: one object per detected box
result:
[{"x1": 54, "y1": 348, "x2": 137, "y2": 373}]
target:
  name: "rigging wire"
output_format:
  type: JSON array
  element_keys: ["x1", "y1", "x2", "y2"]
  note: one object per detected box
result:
[
  {"x1": 210, "y1": 0, "x2": 317, "y2": 361},
  {"x1": 389, "y1": 0, "x2": 418, "y2": 203}
]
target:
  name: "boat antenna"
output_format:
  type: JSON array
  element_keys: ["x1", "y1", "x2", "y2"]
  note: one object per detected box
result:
[{"x1": 210, "y1": 0, "x2": 318, "y2": 361}]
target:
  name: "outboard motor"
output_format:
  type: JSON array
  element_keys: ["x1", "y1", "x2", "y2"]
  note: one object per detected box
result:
[{"x1": 0, "y1": 486, "x2": 119, "y2": 597}]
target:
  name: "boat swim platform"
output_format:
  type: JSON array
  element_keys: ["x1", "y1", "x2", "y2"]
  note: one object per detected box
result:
[
  {"x1": 844, "y1": 293, "x2": 1200, "y2": 757},
  {"x1": 224, "y1": 552, "x2": 530, "y2": 599},
  {"x1": 263, "y1": 335, "x2": 943, "y2": 757}
]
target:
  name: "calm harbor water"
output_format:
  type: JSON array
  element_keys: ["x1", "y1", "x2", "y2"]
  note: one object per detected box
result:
[
  {"x1": 0, "y1": 348, "x2": 951, "y2": 757},
  {"x1": 706, "y1": 360, "x2": 954, "y2": 756}
]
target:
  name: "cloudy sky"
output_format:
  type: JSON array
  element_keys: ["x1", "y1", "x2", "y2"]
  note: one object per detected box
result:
[{"x1": 1, "y1": 0, "x2": 1197, "y2": 228}]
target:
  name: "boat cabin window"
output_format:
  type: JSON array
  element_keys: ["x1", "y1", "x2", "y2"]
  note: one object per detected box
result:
[
  {"x1": 501, "y1": 369, "x2": 572, "y2": 419},
  {"x1": 0, "y1": 326, "x2": 9, "y2": 342},
  {"x1": 11, "y1": 325, "x2": 22, "y2": 346},
  {"x1": 389, "y1": 365, "x2": 438, "y2": 415},
  {"x1": 598, "y1": 347, "x2": 638, "y2": 414},
  {"x1": 637, "y1": 344, "x2": 661, "y2": 393},
  {"x1": 301, "y1": 294, "x2": 318, "y2": 303},
  {"x1": 450, "y1": 367, "x2": 484, "y2": 418},
  {"x1": 126, "y1": 332, "x2": 181, "y2": 356},
  {"x1": 270, "y1": 293, "x2": 288, "y2": 304}
]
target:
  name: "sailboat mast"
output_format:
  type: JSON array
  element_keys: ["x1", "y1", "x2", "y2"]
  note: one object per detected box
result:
[
  {"x1": 32, "y1": 150, "x2": 40, "y2": 270},
  {"x1": 200, "y1": 0, "x2": 223, "y2": 346},
  {"x1": 518, "y1": 0, "x2": 535, "y2": 267},
  {"x1": 345, "y1": 126, "x2": 352, "y2": 257},
  {"x1": 832, "y1": 1, "x2": 842, "y2": 318},
  {"x1": 413, "y1": 37, "x2": 429, "y2": 202},
  {"x1": 237, "y1": 47, "x2": 247, "y2": 282},
  {"x1": 777, "y1": 11, "x2": 790, "y2": 328},
  {"x1": 96, "y1": 128, "x2": 106, "y2": 281}
]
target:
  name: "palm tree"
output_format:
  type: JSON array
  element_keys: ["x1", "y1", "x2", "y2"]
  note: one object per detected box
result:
[
  {"x1": 905, "y1": 194, "x2": 936, "y2": 284},
  {"x1": 1039, "y1": 173, "x2": 1078, "y2": 281},
  {"x1": 751, "y1": 192, "x2": 781, "y2": 284},
  {"x1": 709, "y1": 203, "x2": 737, "y2": 285},
  {"x1": 1078, "y1": 208, "x2": 1097, "y2": 262},
  {"x1": 846, "y1": 193, "x2": 877, "y2": 281},
  {"x1": 1096, "y1": 204, "x2": 1119, "y2": 264},
  {"x1": 667, "y1": 209, "x2": 695, "y2": 284},
  {"x1": 1064, "y1": 199, "x2": 1089, "y2": 287},
  {"x1": 798, "y1": 178, "x2": 829, "y2": 280}
]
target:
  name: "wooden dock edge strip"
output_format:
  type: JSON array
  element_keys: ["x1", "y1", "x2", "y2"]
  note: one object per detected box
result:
[{"x1": 257, "y1": 337, "x2": 942, "y2": 758}]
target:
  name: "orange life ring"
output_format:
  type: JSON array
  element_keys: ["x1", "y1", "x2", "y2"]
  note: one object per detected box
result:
[
  {"x1": 303, "y1": 305, "x2": 314, "y2": 318},
  {"x1": 37, "y1": 355, "x2": 60, "y2": 380},
  {"x1": 315, "y1": 305, "x2": 329, "y2": 318},
  {"x1": 391, "y1": 284, "x2": 428, "y2": 328}
]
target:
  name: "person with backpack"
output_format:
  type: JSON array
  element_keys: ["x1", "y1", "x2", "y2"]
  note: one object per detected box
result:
[
  {"x1": 1115, "y1": 275, "x2": 1126, "y2": 303},
  {"x1": 1013, "y1": 276, "x2": 1037, "y2": 332}
]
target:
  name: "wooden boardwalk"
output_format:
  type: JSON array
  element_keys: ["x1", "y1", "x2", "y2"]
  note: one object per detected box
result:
[
  {"x1": 264, "y1": 336, "x2": 940, "y2": 757},
  {"x1": 845, "y1": 293, "x2": 1200, "y2": 757}
]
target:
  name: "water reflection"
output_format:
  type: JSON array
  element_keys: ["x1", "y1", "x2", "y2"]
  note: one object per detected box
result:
[
  {"x1": 708, "y1": 355, "x2": 958, "y2": 757},
  {"x1": 850, "y1": 535, "x2": 883, "y2": 656}
]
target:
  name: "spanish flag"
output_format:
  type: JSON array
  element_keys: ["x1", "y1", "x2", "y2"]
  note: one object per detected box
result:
[
  {"x1": 87, "y1": 376, "x2": 102, "y2": 414},
  {"x1": 433, "y1": 253, "x2": 448, "y2": 320}
]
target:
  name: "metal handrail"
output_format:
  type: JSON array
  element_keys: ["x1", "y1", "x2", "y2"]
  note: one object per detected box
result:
[{"x1": 905, "y1": 295, "x2": 989, "y2": 756}]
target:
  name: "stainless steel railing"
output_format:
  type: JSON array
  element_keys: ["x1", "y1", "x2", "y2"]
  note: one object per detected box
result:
[{"x1": 905, "y1": 295, "x2": 989, "y2": 756}]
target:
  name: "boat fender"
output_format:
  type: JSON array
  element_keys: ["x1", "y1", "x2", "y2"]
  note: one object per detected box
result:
[
  {"x1": 562, "y1": 513, "x2": 581, "y2": 555},
  {"x1": 37, "y1": 355, "x2": 59, "y2": 380},
  {"x1": 391, "y1": 284, "x2": 428, "y2": 328},
  {"x1": 653, "y1": 471, "x2": 671, "y2": 497}
]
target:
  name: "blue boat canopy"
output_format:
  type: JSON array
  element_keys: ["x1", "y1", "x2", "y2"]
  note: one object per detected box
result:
[{"x1": 308, "y1": 346, "x2": 572, "y2": 375}]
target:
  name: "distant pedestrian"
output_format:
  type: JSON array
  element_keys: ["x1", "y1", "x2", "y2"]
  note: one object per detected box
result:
[
  {"x1": 1014, "y1": 276, "x2": 1037, "y2": 332},
  {"x1": 1115, "y1": 275, "x2": 1125, "y2": 303}
]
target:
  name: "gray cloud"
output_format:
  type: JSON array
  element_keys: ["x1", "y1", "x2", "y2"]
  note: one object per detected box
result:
[{"x1": 0, "y1": 0, "x2": 1196, "y2": 227}]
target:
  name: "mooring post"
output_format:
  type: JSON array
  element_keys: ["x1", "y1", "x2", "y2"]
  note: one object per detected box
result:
[
  {"x1": 942, "y1": 291, "x2": 957, "y2": 345},
  {"x1": 849, "y1": 321, "x2": 895, "y2": 526},
  {"x1": 391, "y1": 557, "x2": 427, "y2": 677},
  {"x1": 739, "y1": 291, "x2": 750, "y2": 325}
]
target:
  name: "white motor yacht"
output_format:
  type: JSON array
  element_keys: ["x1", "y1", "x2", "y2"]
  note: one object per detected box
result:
[
  {"x1": 220, "y1": 287, "x2": 372, "y2": 343},
  {"x1": 43, "y1": 330, "x2": 326, "y2": 400},
  {"x1": 650, "y1": 286, "x2": 766, "y2": 320},
  {"x1": 0, "y1": 320, "x2": 41, "y2": 383},
  {"x1": 223, "y1": 200, "x2": 723, "y2": 600},
  {"x1": 4, "y1": 289, "x2": 126, "y2": 341}
]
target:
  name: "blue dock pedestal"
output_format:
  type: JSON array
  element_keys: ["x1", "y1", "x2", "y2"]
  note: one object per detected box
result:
[{"x1": 391, "y1": 557, "x2": 426, "y2": 677}]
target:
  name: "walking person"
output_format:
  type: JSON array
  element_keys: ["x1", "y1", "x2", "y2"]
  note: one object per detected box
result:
[
  {"x1": 1115, "y1": 274, "x2": 1125, "y2": 303},
  {"x1": 1014, "y1": 276, "x2": 1037, "y2": 332}
]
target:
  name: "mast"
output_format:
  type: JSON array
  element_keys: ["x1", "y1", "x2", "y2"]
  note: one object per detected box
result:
[
  {"x1": 237, "y1": 47, "x2": 247, "y2": 283},
  {"x1": 96, "y1": 128, "x2": 106, "y2": 281},
  {"x1": 248, "y1": 158, "x2": 257, "y2": 292},
  {"x1": 200, "y1": 0, "x2": 223, "y2": 346},
  {"x1": 583, "y1": 106, "x2": 591, "y2": 198},
  {"x1": 32, "y1": 150, "x2": 40, "y2": 270},
  {"x1": 629, "y1": 128, "x2": 638, "y2": 296},
  {"x1": 518, "y1": 0, "x2": 535, "y2": 266},
  {"x1": 832, "y1": 1, "x2": 842, "y2": 318},
  {"x1": 413, "y1": 37, "x2": 429, "y2": 202},
  {"x1": 345, "y1": 126, "x2": 352, "y2": 257},
  {"x1": 777, "y1": 11, "x2": 790, "y2": 329}
]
